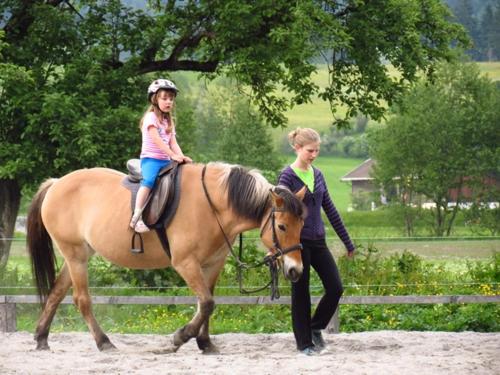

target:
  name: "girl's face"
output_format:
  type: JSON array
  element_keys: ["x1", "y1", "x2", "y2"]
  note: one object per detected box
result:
[
  {"x1": 295, "y1": 141, "x2": 320, "y2": 166},
  {"x1": 156, "y1": 90, "x2": 176, "y2": 113}
]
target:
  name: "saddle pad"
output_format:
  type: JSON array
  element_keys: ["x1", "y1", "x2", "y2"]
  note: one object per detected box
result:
[{"x1": 122, "y1": 178, "x2": 140, "y2": 214}]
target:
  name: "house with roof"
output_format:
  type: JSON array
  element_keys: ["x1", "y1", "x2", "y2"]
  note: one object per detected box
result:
[
  {"x1": 340, "y1": 158, "x2": 384, "y2": 210},
  {"x1": 340, "y1": 158, "x2": 376, "y2": 195},
  {"x1": 341, "y1": 158, "x2": 499, "y2": 210}
]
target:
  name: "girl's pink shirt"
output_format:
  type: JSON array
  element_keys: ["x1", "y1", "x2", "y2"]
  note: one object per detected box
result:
[{"x1": 140, "y1": 111, "x2": 176, "y2": 160}]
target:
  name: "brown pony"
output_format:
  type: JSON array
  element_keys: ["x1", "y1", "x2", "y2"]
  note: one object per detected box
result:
[{"x1": 27, "y1": 162, "x2": 306, "y2": 353}]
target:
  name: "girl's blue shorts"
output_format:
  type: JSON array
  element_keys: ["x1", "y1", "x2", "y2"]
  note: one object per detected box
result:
[{"x1": 140, "y1": 158, "x2": 171, "y2": 188}]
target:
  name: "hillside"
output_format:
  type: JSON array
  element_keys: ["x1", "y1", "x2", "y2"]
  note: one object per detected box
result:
[{"x1": 171, "y1": 62, "x2": 499, "y2": 146}]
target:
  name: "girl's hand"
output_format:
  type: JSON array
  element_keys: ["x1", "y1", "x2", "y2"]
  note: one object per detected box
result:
[
  {"x1": 171, "y1": 154, "x2": 184, "y2": 163},
  {"x1": 182, "y1": 155, "x2": 193, "y2": 163}
]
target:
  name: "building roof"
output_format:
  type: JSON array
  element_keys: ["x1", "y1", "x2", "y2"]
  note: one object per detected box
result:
[{"x1": 341, "y1": 158, "x2": 375, "y2": 181}]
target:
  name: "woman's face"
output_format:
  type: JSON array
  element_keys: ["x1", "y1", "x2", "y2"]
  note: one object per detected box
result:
[
  {"x1": 295, "y1": 141, "x2": 320, "y2": 165},
  {"x1": 156, "y1": 90, "x2": 176, "y2": 113}
]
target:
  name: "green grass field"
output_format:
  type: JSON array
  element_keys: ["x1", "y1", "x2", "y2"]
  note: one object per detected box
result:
[
  {"x1": 478, "y1": 61, "x2": 500, "y2": 82},
  {"x1": 269, "y1": 61, "x2": 500, "y2": 146}
]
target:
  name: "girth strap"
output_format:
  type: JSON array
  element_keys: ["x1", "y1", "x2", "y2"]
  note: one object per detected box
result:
[{"x1": 155, "y1": 228, "x2": 171, "y2": 259}]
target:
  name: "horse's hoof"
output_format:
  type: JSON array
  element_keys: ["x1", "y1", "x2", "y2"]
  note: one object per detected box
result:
[
  {"x1": 36, "y1": 341, "x2": 50, "y2": 351},
  {"x1": 197, "y1": 337, "x2": 219, "y2": 354},
  {"x1": 98, "y1": 340, "x2": 117, "y2": 351},
  {"x1": 202, "y1": 343, "x2": 220, "y2": 355},
  {"x1": 173, "y1": 327, "x2": 189, "y2": 347}
]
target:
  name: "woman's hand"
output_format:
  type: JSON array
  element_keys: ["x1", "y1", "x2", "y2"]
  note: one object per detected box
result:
[{"x1": 182, "y1": 155, "x2": 193, "y2": 163}]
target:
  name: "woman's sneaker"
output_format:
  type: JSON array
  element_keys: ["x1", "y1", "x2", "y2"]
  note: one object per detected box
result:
[
  {"x1": 312, "y1": 329, "x2": 326, "y2": 350},
  {"x1": 298, "y1": 345, "x2": 321, "y2": 356}
]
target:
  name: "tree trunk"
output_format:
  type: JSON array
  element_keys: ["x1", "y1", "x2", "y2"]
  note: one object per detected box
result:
[
  {"x1": 433, "y1": 202, "x2": 445, "y2": 237},
  {"x1": 0, "y1": 179, "x2": 21, "y2": 270},
  {"x1": 446, "y1": 179, "x2": 464, "y2": 236},
  {"x1": 405, "y1": 190, "x2": 415, "y2": 237}
]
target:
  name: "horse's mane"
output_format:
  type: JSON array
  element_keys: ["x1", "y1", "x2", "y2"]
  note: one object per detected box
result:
[{"x1": 208, "y1": 162, "x2": 305, "y2": 222}]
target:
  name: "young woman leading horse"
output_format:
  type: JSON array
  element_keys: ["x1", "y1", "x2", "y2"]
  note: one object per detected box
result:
[{"x1": 26, "y1": 162, "x2": 306, "y2": 353}]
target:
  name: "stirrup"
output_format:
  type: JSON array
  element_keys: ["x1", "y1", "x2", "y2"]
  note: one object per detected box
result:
[{"x1": 131, "y1": 232, "x2": 144, "y2": 254}]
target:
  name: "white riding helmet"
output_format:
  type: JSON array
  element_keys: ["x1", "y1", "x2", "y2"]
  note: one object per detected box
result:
[{"x1": 147, "y1": 79, "x2": 179, "y2": 101}]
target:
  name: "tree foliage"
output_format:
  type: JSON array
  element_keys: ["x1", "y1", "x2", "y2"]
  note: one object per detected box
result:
[
  {"x1": 448, "y1": 0, "x2": 500, "y2": 61},
  {"x1": 193, "y1": 81, "x2": 284, "y2": 181},
  {"x1": 2, "y1": 1, "x2": 468, "y2": 128},
  {"x1": 368, "y1": 61, "x2": 500, "y2": 236}
]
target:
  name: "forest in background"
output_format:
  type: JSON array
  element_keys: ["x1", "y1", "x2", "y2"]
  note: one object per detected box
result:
[{"x1": 446, "y1": 0, "x2": 500, "y2": 61}]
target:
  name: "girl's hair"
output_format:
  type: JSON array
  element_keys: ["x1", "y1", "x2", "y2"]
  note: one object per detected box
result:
[
  {"x1": 287, "y1": 127, "x2": 321, "y2": 148},
  {"x1": 139, "y1": 89, "x2": 176, "y2": 132}
]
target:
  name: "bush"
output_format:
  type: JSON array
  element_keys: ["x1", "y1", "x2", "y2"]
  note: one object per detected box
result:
[
  {"x1": 88, "y1": 257, "x2": 185, "y2": 291},
  {"x1": 466, "y1": 252, "x2": 500, "y2": 284},
  {"x1": 351, "y1": 190, "x2": 379, "y2": 211}
]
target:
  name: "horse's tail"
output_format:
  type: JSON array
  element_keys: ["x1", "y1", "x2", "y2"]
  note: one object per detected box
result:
[{"x1": 27, "y1": 178, "x2": 58, "y2": 304}]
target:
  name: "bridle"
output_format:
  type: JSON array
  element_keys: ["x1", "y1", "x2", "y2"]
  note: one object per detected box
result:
[
  {"x1": 201, "y1": 165, "x2": 303, "y2": 299},
  {"x1": 259, "y1": 207, "x2": 303, "y2": 265}
]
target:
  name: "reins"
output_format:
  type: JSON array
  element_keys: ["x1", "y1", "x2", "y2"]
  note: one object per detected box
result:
[{"x1": 200, "y1": 165, "x2": 301, "y2": 300}]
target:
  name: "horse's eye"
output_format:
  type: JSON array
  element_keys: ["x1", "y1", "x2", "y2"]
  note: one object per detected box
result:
[{"x1": 278, "y1": 224, "x2": 286, "y2": 232}]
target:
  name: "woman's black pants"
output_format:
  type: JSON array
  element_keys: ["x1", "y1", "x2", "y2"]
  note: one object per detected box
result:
[{"x1": 291, "y1": 238, "x2": 344, "y2": 350}]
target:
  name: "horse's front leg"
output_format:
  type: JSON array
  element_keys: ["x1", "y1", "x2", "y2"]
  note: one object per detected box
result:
[
  {"x1": 195, "y1": 259, "x2": 226, "y2": 354},
  {"x1": 170, "y1": 257, "x2": 215, "y2": 352}
]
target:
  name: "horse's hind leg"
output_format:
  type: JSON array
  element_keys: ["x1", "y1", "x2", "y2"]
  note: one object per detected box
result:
[
  {"x1": 64, "y1": 252, "x2": 116, "y2": 351},
  {"x1": 34, "y1": 263, "x2": 72, "y2": 350}
]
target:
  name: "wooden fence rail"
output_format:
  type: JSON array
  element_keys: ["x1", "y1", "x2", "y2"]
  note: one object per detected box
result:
[{"x1": 1, "y1": 294, "x2": 499, "y2": 333}]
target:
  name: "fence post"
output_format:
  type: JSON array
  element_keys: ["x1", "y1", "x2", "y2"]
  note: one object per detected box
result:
[
  {"x1": 0, "y1": 302, "x2": 16, "y2": 332},
  {"x1": 326, "y1": 307, "x2": 339, "y2": 333}
]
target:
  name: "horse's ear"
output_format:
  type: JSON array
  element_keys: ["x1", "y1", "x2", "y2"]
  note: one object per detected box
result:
[
  {"x1": 270, "y1": 188, "x2": 284, "y2": 209},
  {"x1": 295, "y1": 186, "x2": 306, "y2": 201}
]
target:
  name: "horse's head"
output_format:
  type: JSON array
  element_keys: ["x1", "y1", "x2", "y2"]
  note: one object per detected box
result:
[{"x1": 260, "y1": 186, "x2": 306, "y2": 282}]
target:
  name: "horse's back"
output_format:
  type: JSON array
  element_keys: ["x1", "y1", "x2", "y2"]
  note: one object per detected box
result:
[
  {"x1": 41, "y1": 167, "x2": 131, "y2": 248},
  {"x1": 39, "y1": 164, "x2": 229, "y2": 269}
]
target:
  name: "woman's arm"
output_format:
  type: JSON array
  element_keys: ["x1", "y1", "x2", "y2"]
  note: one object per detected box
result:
[{"x1": 320, "y1": 173, "x2": 355, "y2": 253}]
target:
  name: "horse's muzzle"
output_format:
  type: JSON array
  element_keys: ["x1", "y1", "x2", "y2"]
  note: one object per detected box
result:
[{"x1": 284, "y1": 262, "x2": 303, "y2": 282}]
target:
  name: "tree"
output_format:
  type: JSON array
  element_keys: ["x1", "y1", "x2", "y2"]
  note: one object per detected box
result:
[
  {"x1": 479, "y1": 4, "x2": 497, "y2": 61},
  {"x1": 0, "y1": 0, "x2": 468, "y2": 265},
  {"x1": 2, "y1": 1, "x2": 468, "y2": 127},
  {"x1": 368, "y1": 61, "x2": 500, "y2": 236},
  {"x1": 451, "y1": 0, "x2": 480, "y2": 59},
  {"x1": 491, "y1": 0, "x2": 500, "y2": 60},
  {"x1": 0, "y1": 30, "x2": 34, "y2": 267},
  {"x1": 193, "y1": 81, "x2": 283, "y2": 181}
]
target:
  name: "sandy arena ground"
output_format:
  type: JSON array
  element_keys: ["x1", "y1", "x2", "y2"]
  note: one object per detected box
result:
[{"x1": 1, "y1": 330, "x2": 499, "y2": 374}]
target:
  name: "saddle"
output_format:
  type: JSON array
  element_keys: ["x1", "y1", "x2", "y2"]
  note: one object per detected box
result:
[{"x1": 122, "y1": 159, "x2": 183, "y2": 257}]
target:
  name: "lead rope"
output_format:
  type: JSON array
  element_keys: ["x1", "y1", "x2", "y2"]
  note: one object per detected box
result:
[{"x1": 237, "y1": 233, "x2": 281, "y2": 300}]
